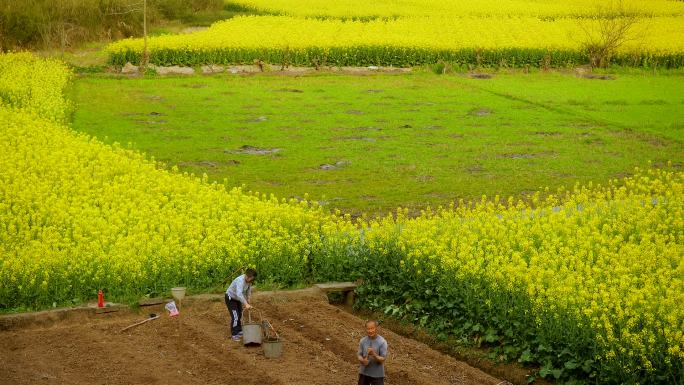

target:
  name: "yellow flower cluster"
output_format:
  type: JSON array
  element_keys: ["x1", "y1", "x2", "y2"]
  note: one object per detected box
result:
[
  {"x1": 0, "y1": 52, "x2": 72, "y2": 123},
  {"x1": 228, "y1": 0, "x2": 684, "y2": 19}
]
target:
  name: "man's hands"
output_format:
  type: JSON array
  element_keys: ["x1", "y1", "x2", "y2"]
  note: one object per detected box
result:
[
  {"x1": 360, "y1": 346, "x2": 385, "y2": 366},
  {"x1": 367, "y1": 346, "x2": 385, "y2": 365},
  {"x1": 244, "y1": 303, "x2": 253, "y2": 310},
  {"x1": 358, "y1": 347, "x2": 375, "y2": 366}
]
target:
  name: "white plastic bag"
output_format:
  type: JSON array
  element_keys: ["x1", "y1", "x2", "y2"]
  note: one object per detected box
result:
[{"x1": 165, "y1": 300, "x2": 179, "y2": 317}]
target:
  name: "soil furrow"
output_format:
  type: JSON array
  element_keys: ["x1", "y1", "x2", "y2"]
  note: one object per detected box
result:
[{"x1": 0, "y1": 289, "x2": 503, "y2": 385}]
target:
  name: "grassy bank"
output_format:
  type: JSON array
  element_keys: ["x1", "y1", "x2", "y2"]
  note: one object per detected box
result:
[{"x1": 70, "y1": 69, "x2": 684, "y2": 216}]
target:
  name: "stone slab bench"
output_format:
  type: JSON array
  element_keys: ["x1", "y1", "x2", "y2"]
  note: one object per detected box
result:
[{"x1": 314, "y1": 282, "x2": 358, "y2": 305}]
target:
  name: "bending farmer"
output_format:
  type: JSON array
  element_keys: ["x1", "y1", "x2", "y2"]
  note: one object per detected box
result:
[
  {"x1": 225, "y1": 268, "x2": 257, "y2": 341},
  {"x1": 357, "y1": 319, "x2": 388, "y2": 385}
]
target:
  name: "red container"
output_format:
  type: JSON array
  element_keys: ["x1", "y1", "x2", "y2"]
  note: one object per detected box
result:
[{"x1": 97, "y1": 290, "x2": 104, "y2": 308}]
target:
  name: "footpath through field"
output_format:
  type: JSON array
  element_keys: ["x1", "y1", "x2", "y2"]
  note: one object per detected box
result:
[{"x1": 0, "y1": 288, "x2": 501, "y2": 385}]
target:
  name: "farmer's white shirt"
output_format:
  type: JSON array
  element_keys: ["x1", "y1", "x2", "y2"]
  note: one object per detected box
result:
[{"x1": 226, "y1": 274, "x2": 253, "y2": 304}]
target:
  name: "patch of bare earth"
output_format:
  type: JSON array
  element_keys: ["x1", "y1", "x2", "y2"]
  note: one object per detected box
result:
[
  {"x1": 0, "y1": 289, "x2": 502, "y2": 385},
  {"x1": 580, "y1": 74, "x2": 615, "y2": 80},
  {"x1": 225, "y1": 145, "x2": 281, "y2": 155}
]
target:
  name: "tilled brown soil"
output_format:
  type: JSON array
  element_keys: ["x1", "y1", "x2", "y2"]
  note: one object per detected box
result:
[{"x1": 0, "y1": 288, "x2": 502, "y2": 385}]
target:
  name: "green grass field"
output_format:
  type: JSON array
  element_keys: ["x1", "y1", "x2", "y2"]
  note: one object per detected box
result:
[{"x1": 70, "y1": 70, "x2": 684, "y2": 216}]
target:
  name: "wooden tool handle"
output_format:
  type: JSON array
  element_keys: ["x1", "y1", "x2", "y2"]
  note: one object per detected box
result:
[{"x1": 120, "y1": 314, "x2": 160, "y2": 332}]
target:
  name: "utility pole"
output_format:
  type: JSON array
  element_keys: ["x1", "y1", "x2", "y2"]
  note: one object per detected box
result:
[{"x1": 142, "y1": 0, "x2": 149, "y2": 68}]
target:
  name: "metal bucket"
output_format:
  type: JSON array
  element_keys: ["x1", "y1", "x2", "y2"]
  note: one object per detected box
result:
[
  {"x1": 262, "y1": 319, "x2": 281, "y2": 358},
  {"x1": 170, "y1": 287, "x2": 186, "y2": 301},
  {"x1": 263, "y1": 339, "x2": 282, "y2": 358},
  {"x1": 242, "y1": 309, "x2": 262, "y2": 346}
]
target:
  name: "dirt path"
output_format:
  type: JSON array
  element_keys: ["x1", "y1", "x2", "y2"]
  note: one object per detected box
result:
[{"x1": 0, "y1": 289, "x2": 502, "y2": 385}]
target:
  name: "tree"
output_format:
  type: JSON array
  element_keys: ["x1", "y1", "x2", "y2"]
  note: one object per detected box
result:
[{"x1": 580, "y1": 0, "x2": 642, "y2": 68}]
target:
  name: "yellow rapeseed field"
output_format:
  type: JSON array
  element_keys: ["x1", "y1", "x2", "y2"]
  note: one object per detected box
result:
[
  {"x1": 2, "y1": 52, "x2": 682, "y2": 383},
  {"x1": 109, "y1": 15, "x2": 684, "y2": 52},
  {"x1": 106, "y1": 14, "x2": 684, "y2": 67},
  {"x1": 0, "y1": 53, "x2": 356, "y2": 310},
  {"x1": 227, "y1": 0, "x2": 684, "y2": 19},
  {"x1": 354, "y1": 168, "x2": 683, "y2": 381}
]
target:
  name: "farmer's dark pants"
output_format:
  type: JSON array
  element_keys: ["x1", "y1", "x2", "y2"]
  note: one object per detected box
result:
[
  {"x1": 358, "y1": 374, "x2": 384, "y2": 385},
  {"x1": 225, "y1": 293, "x2": 242, "y2": 336}
]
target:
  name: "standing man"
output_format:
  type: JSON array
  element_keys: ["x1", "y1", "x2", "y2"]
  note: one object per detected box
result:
[
  {"x1": 225, "y1": 268, "x2": 257, "y2": 341},
  {"x1": 357, "y1": 319, "x2": 388, "y2": 385}
]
